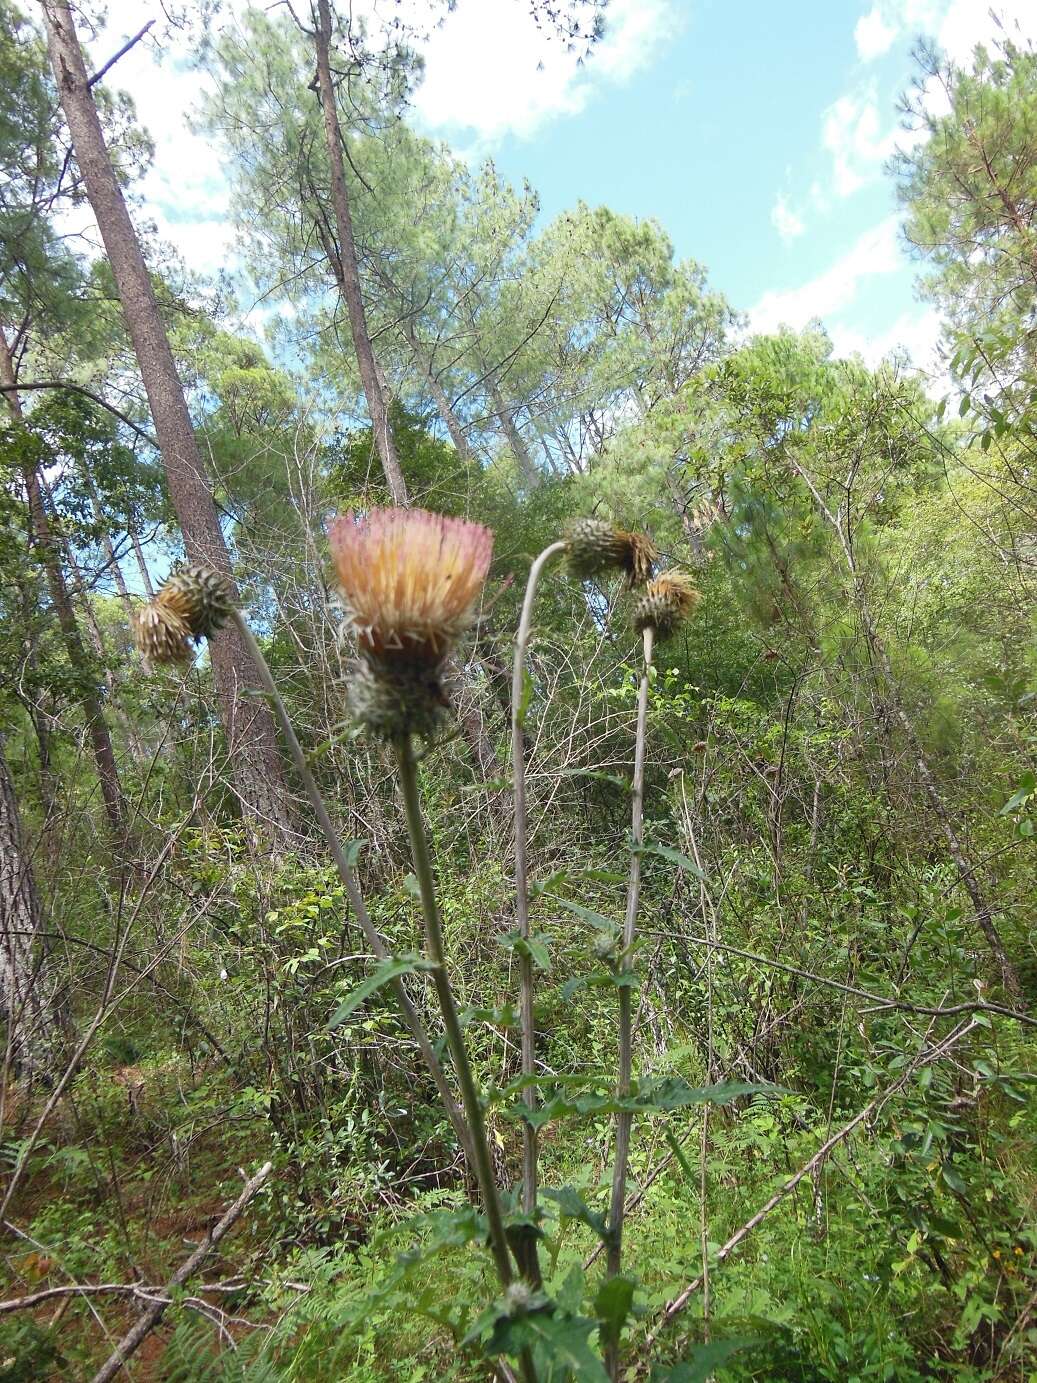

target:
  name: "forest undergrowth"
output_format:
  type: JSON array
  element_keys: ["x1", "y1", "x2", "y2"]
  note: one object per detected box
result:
[{"x1": 1, "y1": 3, "x2": 1036, "y2": 1379}]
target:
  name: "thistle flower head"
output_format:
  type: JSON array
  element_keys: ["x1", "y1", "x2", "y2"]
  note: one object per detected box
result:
[
  {"x1": 564, "y1": 517, "x2": 657, "y2": 586},
  {"x1": 329, "y1": 508, "x2": 493, "y2": 738},
  {"x1": 131, "y1": 566, "x2": 235, "y2": 664},
  {"x1": 131, "y1": 564, "x2": 237, "y2": 665},
  {"x1": 131, "y1": 593, "x2": 192, "y2": 665},
  {"x1": 632, "y1": 571, "x2": 700, "y2": 640},
  {"x1": 329, "y1": 508, "x2": 493, "y2": 663}
]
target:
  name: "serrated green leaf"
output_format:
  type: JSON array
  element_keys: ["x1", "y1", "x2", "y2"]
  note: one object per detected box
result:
[
  {"x1": 491, "y1": 1311, "x2": 609, "y2": 1382},
  {"x1": 594, "y1": 1274, "x2": 636, "y2": 1352},
  {"x1": 543, "y1": 1186, "x2": 612, "y2": 1242},
  {"x1": 633, "y1": 840, "x2": 705, "y2": 878},
  {"x1": 555, "y1": 765, "x2": 631, "y2": 791},
  {"x1": 328, "y1": 953, "x2": 435, "y2": 1029},
  {"x1": 342, "y1": 838, "x2": 368, "y2": 868},
  {"x1": 547, "y1": 894, "x2": 620, "y2": 934},
  {"x1": 652, "y1": 1337, "x2": 762, "y2": 1381},
  {"x1": 1000, "y1": 772, "x2": 1036, "y2": 815}
]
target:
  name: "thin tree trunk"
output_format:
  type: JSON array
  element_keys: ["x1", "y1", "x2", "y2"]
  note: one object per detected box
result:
[
  {"x1": 56, "y1": 499, "x2": 148, "y2": 764},
  {"x1": 488, "y1": 374, "x2": 538, "y2": 482},
  {"x1": 129, "y1": 521, "x2": 154, "y2": 597},
  {"x1": 396, "y1": 315, "x2": 478, "y2": 465},
  {"x1": 791, "y1": 458, "x2": 1023, "y2": 1001},
  {"x1": 311, "y1": 0, "x2": 407, "y2": 505},
  {"x1": 83, "y1": 469, "x2": 130, "y2": 600},
  {"x1": 0, "y1": 737, "x2": 62, "y2": 1086},
  {"x1": 1, "y1": 330, "x2": 124, "y2": 834},
  {"x1": 40, "y1": 1, "x2": 292, "y2": 844}
]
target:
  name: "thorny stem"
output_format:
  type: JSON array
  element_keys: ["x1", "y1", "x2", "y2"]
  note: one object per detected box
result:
[
  {"x1": 393, "y1": 737, "x2": 540, "y2": 1383},
  {"x1": 512, "y1": 540, "x2": 567, "y2": 1219},
  {"x1": 230, "y1": 611, "x2": 475, "y2": 1167},
  {"x1": 606, "y1": 624, "x2": 655, "y2": 1373}
]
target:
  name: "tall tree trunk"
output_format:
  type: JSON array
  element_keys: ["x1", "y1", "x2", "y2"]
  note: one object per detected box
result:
[
  {"x1": 0, "y1": 736, "x2": 62, "y2": 1085},
  {"x1": 487, "y1": 373, "x2": 538, "y2": 484},
  {"x1": 306, "y1": 1, "x2": 505, "y2": 793},
  {"x1": 311, "y1": 0, "x2": 408, "y2": 506},
  {"x1": 40, "y1": 0, "x2": 292, "y2": 845},
  {"x1": 1, "y1": 330, "x2": 124, "y2": 834}
]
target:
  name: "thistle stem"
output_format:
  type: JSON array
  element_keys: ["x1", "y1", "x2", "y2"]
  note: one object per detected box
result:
[
  {"x1": 606, "y1": 624, "x2": 655, "y2": 1361},
  {"x1": 230, "y1": 610, "x2": 474, "y2": 1165},
  {"x1": 393, "y1": 735, "x2": 517, "y2": 1284},
  {"x1": 512, "y1": 540, "x2": 566, "y2": 1220}
]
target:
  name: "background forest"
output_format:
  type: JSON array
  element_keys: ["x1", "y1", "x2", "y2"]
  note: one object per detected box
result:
[{"x1": 1, "y1": 1, "x2": 1035, "y2": 1379}]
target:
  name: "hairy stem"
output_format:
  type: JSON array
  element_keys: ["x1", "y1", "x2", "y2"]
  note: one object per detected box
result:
[
  {"x1": 230, "y1": 612, "x2": 473, "y2": 1165},
  {"x1": 512, "y1": 540, "x2": 566, "y2": 1218},
  {"x1": 606, "y1": 624, "x2": 655, "y2": 1371}
]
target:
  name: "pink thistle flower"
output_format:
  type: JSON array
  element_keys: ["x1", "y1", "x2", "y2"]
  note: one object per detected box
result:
[{"x1": 329, "y1": 508, "x2": 494, "y2": 664}]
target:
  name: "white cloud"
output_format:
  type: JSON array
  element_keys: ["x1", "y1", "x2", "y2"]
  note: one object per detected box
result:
[
  {"x1": 828, "y1": 305, "x2": 943, "y2": 374},
  {"x1": 855, "y1": 6, "x2": 898, "y2": 61},
  {"x1": 852, "y1": 0, "x2": 1037, "y2": 66},
  {"x1": 771, "y1": 194, "x2": 805, "y2": 242},
  {"x1": 412, "y1": 0, "x2": 677, "y2": 141},
  {"x1": 822, "y1": 87, "x2": 906, "y2": 197},
  {"x1": 749, "y1": 217, "x2": 902, "y2": 335},
  {"x1": 936, "y1": 0, "x2": 1037, "y2": 62}
]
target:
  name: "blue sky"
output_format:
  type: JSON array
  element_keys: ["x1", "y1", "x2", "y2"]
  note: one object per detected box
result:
[{"x1": 84, "y1": 0, "x2": 1037, "y2": 384}]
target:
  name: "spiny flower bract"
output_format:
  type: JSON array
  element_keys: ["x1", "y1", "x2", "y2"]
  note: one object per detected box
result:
[
  {"x1": 632, "y1": 572, "x2": 700, "y2": 640},
  {"x1": 132, "y1": 593, "x2": 193, "y2": 664},
  {"x1": 564, "y1": 516, "x2": 657, "y2": 586},
  {"x1": 162, "y1": 564, "x2": 236, "y2": 639}
]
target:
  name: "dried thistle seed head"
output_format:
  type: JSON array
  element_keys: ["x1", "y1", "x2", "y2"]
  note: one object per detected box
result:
[
  {"x1": 131, "y1": 598, "x2": 193, "y2": 665},
  {"x1": 564, "y1": 517, "x2": 658, "y2": 585},
  {"x1": 329, "y1": 508, "x2": 494, "y2": 664},
  {"x1": 347, "y1": 657, "x2": 450, "y2": 740},
  {"x1": 161, "y1": 564, "x2": 236, "y2": 639},
  {"x1": 632, "y1": 572, "x2": 700, "y2": 640}
]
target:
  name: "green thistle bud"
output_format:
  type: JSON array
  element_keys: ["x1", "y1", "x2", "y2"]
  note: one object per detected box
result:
[
  {"x1": 594, "y1": 931, "x2": 620, "y2": 962},
  {"x1": 564, "y1": 517, "x2": 657, "y2": 586},
  {"x1": 162, "y1": 564, "x2": 236, "y2": 640},
  {"x1": 502, "y1": 1281, "x2": 533, "y2": 1316},
  {"x1": 347, "y1": 657, "x2": 450, "y2": 741},
  {"x1": 632, "y1": 572, "x2": 700, "y2": 640}
]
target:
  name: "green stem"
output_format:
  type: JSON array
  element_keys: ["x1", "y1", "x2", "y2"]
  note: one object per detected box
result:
[
  {"x1": 605, "y1": 624, "x2": 654, "y2": 1376},
  {"x1": 230, "y1": 610, "x2": 474, "y2": 1165},
  {"x1": 393, "y1": 734, "x2": 516, "y2": 1283},
  {"x1": 512, "y1": 540, "x2": 567, "y2": 1222},
  {"x1": 394, "y1": 738, "x2": 541, "y2": 1383}
]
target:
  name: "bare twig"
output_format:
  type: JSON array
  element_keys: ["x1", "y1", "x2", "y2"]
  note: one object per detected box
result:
[{"x1": 91, "y1": 1161, "x2": 273, "y2": 1382}]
